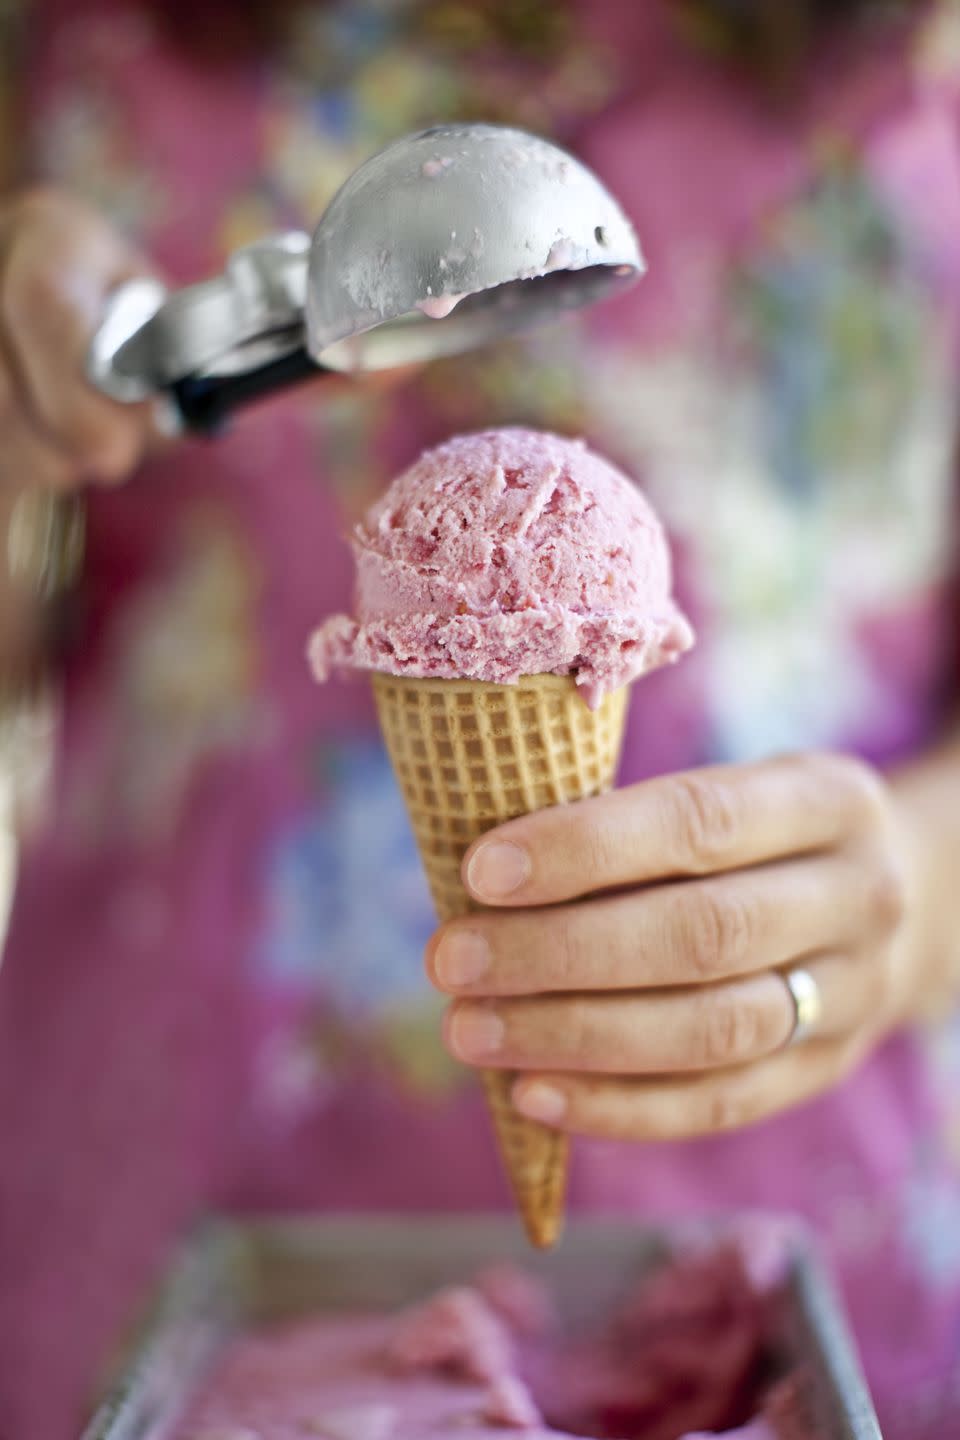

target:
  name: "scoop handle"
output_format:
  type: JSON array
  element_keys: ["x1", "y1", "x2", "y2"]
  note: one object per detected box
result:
[{"x1": 170, "y1": 346, "x2": 330, "y2": 434}]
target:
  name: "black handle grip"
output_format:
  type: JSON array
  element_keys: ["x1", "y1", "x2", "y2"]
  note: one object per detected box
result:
[{"x1": 171, "y1": 345, "x2": 326, "y2": 435}]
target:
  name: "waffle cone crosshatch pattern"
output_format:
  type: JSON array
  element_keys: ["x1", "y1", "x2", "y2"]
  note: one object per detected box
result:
[{"x1": 372, "y1": 672, "x2": 630, "y2": 1246}]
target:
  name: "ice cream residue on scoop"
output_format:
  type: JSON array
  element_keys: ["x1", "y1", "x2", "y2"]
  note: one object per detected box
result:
[
  {"x1": 309, "y1": 428, "x2": 693, "y2": 708},
  {"x1": 544, "y1": 237, "x2": 577, "y2": 271},
  {"x1": 415, "y1": 291, "x2": 466, "y2": 320},
  {"x1": 421, "y1": 155, "x2": 454, "y2": 178}
]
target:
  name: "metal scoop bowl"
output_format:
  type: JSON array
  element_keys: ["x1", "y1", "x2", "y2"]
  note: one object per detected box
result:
[{"x1": 89, "y1": 123, "x2": 643, "y2": 433}]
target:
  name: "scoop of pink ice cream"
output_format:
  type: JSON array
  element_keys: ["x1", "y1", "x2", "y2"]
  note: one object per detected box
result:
[
  {"x1": 309, "y1": 428, "x2": 693, "y2": 708},
  {"x1": 475, "y1": 1265, "x2": 553, "y2": 1337},
  {"x1": 386, "y1": 1286, "x2": 514, "y2": 1384},
  {"x1": 483, "y1": 1374, "x2": 543, "y2": 1429}
]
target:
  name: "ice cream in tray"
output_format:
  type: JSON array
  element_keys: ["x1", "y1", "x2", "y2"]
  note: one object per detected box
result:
[
  {"x1": 309, "y1": 428, "x2": 694, "y2": 1248},
  {"x1": 82, "y1": 1217, "x2": 881, "y2": 1440}
]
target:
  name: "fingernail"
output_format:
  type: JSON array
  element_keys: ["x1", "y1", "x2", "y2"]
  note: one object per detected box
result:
[
  {"x1": 434, "y1": 930, "x2": 491, "y2": 989},
  {"x1": 447, "y1": 1004, "x2": 505, "y2": 1060},
  {"x1": 466, "y1": 841, "x2": 530, "y2": 900},
  {"x1": 514, "y1": 1081, "x2": 567, "y2": 1124}
]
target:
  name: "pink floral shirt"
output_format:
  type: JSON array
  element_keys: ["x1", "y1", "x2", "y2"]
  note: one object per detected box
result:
[{"x1": 3, "y1": 2, "x2": 960, "y2": 1437}]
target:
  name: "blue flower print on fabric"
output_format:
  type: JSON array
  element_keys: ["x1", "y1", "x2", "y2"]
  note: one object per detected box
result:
[
  {"x1": 902, "y1": 1165, "x2": 960, "y2": 1291},
  {"x1": 257, "y1": 740, "x2": 436, "y2": 1019}
]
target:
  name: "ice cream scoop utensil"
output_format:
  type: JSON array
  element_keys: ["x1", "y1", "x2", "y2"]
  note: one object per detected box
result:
[{"x1": 88, "y1": 124, "x2": 642, "y2": 433}]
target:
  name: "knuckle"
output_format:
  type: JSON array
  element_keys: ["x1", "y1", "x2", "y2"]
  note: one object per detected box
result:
[
  {"x1": 549, "y1": 912, "x2": 580, "y2": 989},
  {"x1": 702, "y1": 1084, "x2": 746, "y2": 1134},
  {"x1": 567, "y1": 1080, "x2": 628, "y2": 1141},
  {"x1": 562, "y1": 1002, "x2": 597, "y2": 1067},
  {"x1": 819, "y1": 752, "x2": 887, "y2": 827},
  {"x1": 866, "y1": 857, "x2": 908, "y2": 936},
  {"x1": 564, "y1": 806, "x2": 617, "y2": 884},
  {"x1": 696, "y1": 993, "x2": 758, "y2": 1067},
  {"x1": 670, "y1": 772, "x2": 741, "y2": 872},
  {"x1": 676, "y1": 885, "x2": 754, "y2": 977}
]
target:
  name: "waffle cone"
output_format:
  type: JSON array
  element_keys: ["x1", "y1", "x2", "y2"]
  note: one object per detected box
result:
[{"x1": 371, "y1": 671, "x2": 629, "y2": 1248}]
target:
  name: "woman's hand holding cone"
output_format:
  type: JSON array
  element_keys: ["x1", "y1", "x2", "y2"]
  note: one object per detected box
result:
[{"x1": 426, "y1": 752, "x2": 918, "y2": 1140}]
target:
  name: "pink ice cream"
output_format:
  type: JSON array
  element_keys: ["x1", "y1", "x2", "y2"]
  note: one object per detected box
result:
[
  {"x1": 174, "y1": 1247, "x2": 818, "y2": 1440},
  {"x1": 308, "y1": 429, "x2": 693, "y2": 708}
]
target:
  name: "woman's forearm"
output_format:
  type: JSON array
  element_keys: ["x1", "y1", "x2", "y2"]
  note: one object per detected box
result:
[{"x1": 889, "y1": 720, "x2": 960, "y2": 1022}]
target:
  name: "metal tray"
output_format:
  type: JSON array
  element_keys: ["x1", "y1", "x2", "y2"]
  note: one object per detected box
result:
[{"x1": 81, "y1": 1214, "x2": 883, "y2": 1440}]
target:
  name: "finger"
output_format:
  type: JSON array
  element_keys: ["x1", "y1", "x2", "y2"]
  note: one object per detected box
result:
[
  {"x1": 430, "y1": 853, "x2": 895, "y2": 995},
  {"x1": 0, "y1": 296, "x2": 75, "y2": 491},
  {"x1": 510, "y1": 1035, "x2": 869, "y2": 1140},
  {"x1": 443, "y1": 951, "x2": 874, "y2": 1075},
  {"x1": 0, "y1": 369, "x2": 73, "y2": 491},
  {"x1": 444, "y1": 974, "x2": 793, "y2": 1074},
  {"x1": 462, "y1": 753, "x2": 885, "y2": 906},
  {"x1": 0, "y1": 193, "x2": 157, "y2": 481}
]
